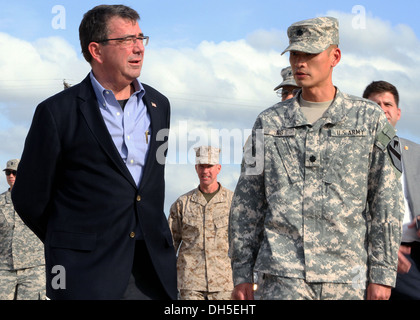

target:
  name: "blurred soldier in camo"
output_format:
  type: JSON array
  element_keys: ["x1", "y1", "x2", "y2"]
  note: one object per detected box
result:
[
  {"x1": 229, "y1": 17, "x2": 404, "y2": 300},
  {"x1": 169, "y1": 146, "x2": 234, "y2": 300},
  {"x1": 0, "y1": 159, "x2": 45, "y2": 299},
  {"x1": 274, "y1": 66, "x2": 301, "y2": 101}
]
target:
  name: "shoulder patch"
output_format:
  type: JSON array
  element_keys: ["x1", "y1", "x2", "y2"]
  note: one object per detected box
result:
[{"x1": 388, "y1": 136, "x2": 402, "y2": 173}]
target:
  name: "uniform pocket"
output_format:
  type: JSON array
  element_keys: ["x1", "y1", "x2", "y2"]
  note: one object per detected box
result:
[
  {"x1": 323, "y1": 128, "x2": 370, "y2": 198},
  {"x1": 213, "y1": 215, "x2": 229, "y2": 229},
  {"x1": 181, "y1": 215, "x2": 203, "y2": 248},
  {"x1": 264, "y1": 131, "x2": 303, "y2": 186}
]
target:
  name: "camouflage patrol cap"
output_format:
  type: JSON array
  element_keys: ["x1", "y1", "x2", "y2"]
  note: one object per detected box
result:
[
  {"x1": 194, "y1": 146, "x2": 220, "y2": 165},
  {"x1": 274, "y1": 66, "x2": 299, "y2": 91},
  {"x1": 3, "y1": 159, "x2": 20, "y2": 171},
  {"x1": 281, "y1": 17, "x2": 339, "y2": 55}
]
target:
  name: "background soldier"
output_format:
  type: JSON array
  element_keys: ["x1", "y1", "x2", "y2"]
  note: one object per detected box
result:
[
  {"x1": 169, "y1": 146, "x2": 234, "y2": 300},
  {"x1": 274, "y1": 66, "x2": 301, "y2": 101},
  {"x1": 229, "y1": 17, "x2": 404, "y2": 300},
  {"x1": 0, "y1": 159, "x2": 45, "y2": 299},
  {"x1": 363, "y1": 80, "x2": 420, "y2": 300}
]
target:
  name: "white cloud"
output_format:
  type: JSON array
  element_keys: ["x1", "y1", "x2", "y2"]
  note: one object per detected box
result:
[
  {"x1": 0, "y1": 33, "x2": 89, "y2": 125},
  {"x1": 246, "y1": 29, "x2": 288, "y2": 52},
  {"x1": 328, "y1": 10, "x2": 420, "y2": 141},
  {"x1": 144, "y1": 39, "x2": 285, "y2": 112},
  {"x1": 0, "y1": 33, "x2": 89, "y2": 192}
]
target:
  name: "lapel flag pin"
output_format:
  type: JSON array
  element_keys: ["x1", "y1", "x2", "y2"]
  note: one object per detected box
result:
[{"x1": 151, "y1": 102, "x2": 157, "y2": 108}]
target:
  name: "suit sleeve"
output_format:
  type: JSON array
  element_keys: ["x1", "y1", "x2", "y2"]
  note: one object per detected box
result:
[{"x1": 12, "y1": 102, "x2": 61, "y2": 241}]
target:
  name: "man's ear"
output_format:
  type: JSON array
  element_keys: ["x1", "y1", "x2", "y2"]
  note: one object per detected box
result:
[
  {"x1": 88, "y1": 42, "x2": 103, "y2": 64},
  {"x1": 331, "y1": 47, "x2": 341, "y2": 67}
]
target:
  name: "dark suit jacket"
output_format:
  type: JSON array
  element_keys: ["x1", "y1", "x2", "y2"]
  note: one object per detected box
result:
[
  {"x1": 11, "y1": 74, "x2": 177, "y2": 300},
  {"x1": 400, "y1": 138, "x2": 420, "y2": 219}
]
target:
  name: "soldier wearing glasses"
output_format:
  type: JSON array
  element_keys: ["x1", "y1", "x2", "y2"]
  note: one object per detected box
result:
[{"x1": 0, "y1": 159, "x2": 45, "y2": 300}]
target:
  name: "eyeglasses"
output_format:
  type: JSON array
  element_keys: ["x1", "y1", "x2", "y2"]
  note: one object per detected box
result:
[
  {"x1": 277, "y1": 88, "x2": 301, "y2": 99},
  {"x1": 5, "y1": 170, "x2": 17, "y2": 176},
  {"x1": 96, "y1": 35, "x2": 149, "y2": 48}
]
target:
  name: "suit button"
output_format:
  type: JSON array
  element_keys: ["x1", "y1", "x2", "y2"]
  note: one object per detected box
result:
[
  {"x1": 129, "y1": 232, "x2": 136, "y2": 238},
  {"x1": 136, "y1": 195, "x2": 141, "y2": 202}
]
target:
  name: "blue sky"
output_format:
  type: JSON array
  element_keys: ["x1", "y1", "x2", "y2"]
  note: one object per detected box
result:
[
  {"x1": 1, "y1": 0, "x2": 420, "y2": 211},
  {"x1": 3, "y1": 0, "x2": 420, "y2": 48}
]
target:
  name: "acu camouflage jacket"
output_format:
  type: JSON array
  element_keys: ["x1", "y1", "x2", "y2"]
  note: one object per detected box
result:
[{"x1": 229, "y1": 88, "x2": 404, "y2": 288}]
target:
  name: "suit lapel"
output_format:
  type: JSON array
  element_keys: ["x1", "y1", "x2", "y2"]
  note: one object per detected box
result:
[
  {"x1": 400, "y1": 138, "x2": 420, "y2": 218},
  {"x1": 77, "y1": 76, "x2": 137, "y2": 188},
  {"x1": 139, "y1": 92, "x2": 162, "y2": 191}
]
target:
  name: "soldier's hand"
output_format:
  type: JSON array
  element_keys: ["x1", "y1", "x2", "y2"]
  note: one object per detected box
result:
[
  {"x1": 407, "y1": 216, "x2": 420, "y2": 237},
  {"x1": 366, "y1": 283, "x2": 391, "y2": 300},
  {"x1": 397, "y1": 245, "x2": 412, "y2": 274},
  {"x1": 231, "y1": 283, "x2": 254, "y2": 300}
]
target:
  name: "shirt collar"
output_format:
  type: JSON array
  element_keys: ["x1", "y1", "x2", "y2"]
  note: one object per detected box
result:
[{"x1": 89, "y1": 71, "x2": 145, "y2": 110}]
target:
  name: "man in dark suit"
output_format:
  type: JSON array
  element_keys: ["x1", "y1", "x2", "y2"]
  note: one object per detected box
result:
[
  {"x1": 11, "y1": 4, "x2": 177, "y2": 300},
  {"x1": 363, "y1": 81, "x2": 420, "y2": 300}
]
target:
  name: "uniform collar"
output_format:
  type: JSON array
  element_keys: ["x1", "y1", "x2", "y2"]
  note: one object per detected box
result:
[
  {"x1": 191, "y1": 183, "x2": 226, "y2": 205},
  {"x1": 282, "y1": 87, "x2": 348, "y2": 128}
]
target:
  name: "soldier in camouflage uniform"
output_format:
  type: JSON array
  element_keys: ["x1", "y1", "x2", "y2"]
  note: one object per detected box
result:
[
  {"x1": 229, "y1": 17, "x2": 404, "y2": 300},
  {"x1": 0, "y1": 159, "x2": 45, "y2": 299},
  {"x1": 274, "y1": 66, "x2": 301, "y2": 101},
  {"x1": 168, "y1": 146, "x2": 234, "y2": 300}
]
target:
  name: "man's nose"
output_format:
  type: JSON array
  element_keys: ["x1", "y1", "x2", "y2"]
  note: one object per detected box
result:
[{"x1": 132, "y1": 40, "x2": 144, "y2": 52}]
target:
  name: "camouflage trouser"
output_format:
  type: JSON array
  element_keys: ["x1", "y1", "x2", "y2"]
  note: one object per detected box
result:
[
  {"x1": 256, "y1": 274, "x2": 366, "y2": 300},
  {"x1": 179, "y1": 289, "x2": 232, "y2": 300},
  {"x1": 0, "y1": 265, "x2": 46, "y2": 300}
]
